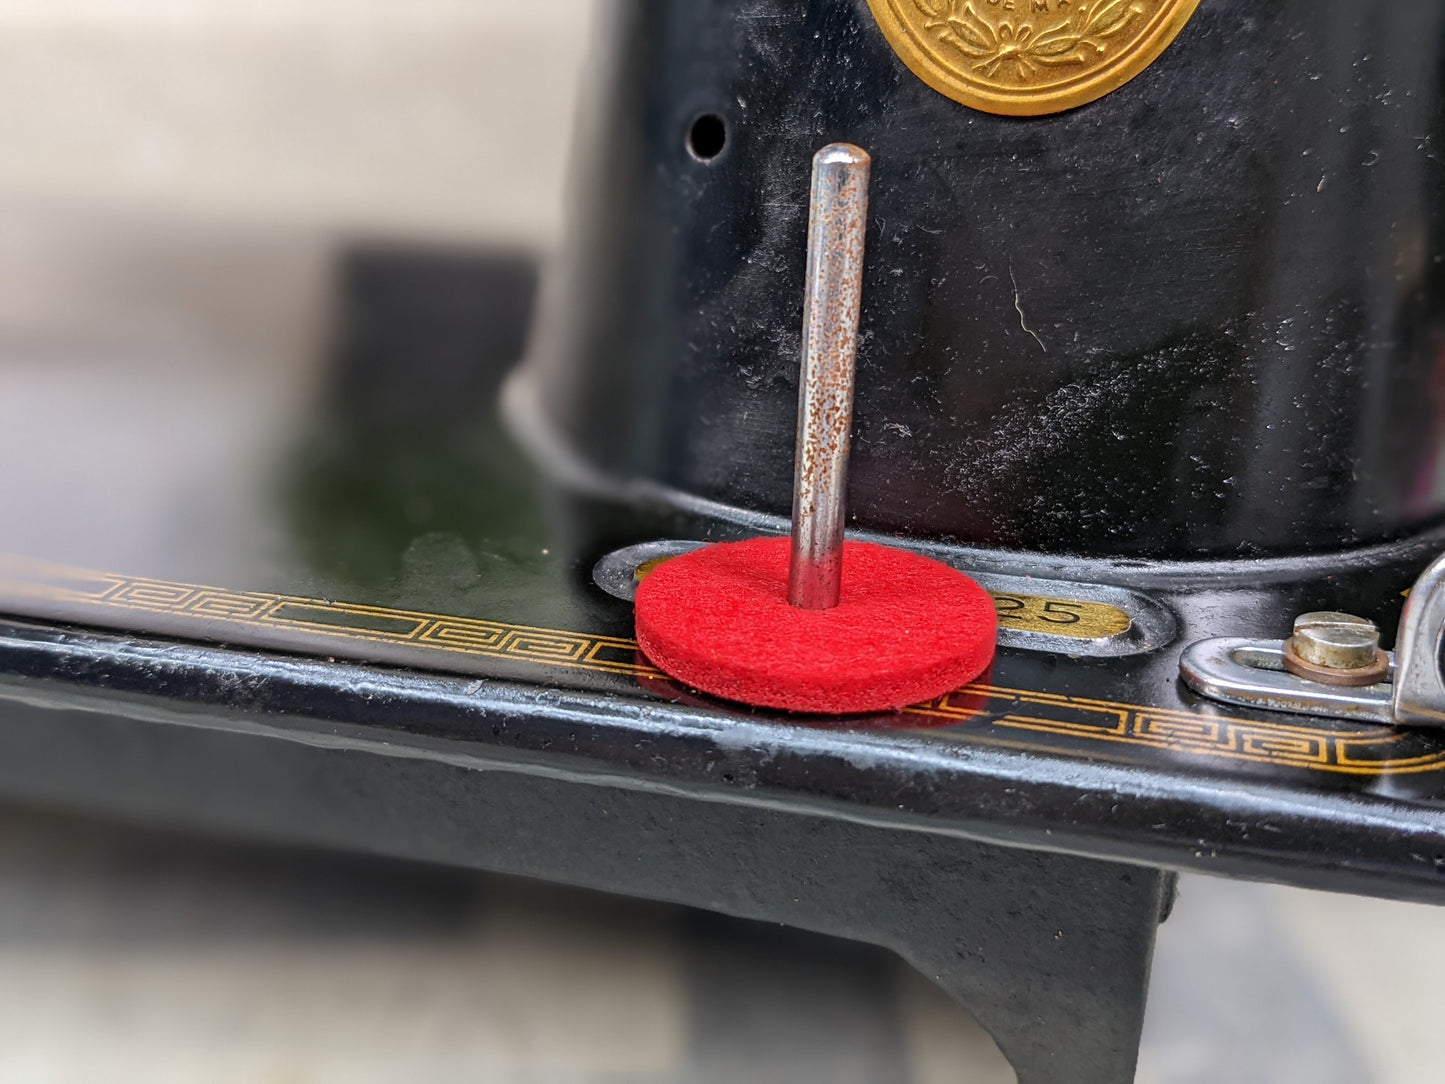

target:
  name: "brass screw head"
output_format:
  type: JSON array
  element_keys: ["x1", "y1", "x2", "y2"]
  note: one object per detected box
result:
[{"x1": 1290, "y1": 612, "x2": 1381, "y2": 671}]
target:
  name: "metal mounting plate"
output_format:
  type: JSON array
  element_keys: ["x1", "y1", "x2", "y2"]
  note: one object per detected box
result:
[
  {"x1": 1180, "y1": 638, "x2": 1395, "y2": 724},
  {"x1": 594, "y1": 540, "x2": 1177, "y2": 658}
]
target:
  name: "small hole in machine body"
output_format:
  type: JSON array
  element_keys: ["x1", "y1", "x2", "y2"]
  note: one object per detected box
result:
[{"x1": 687, "y1": 113, "x2": 727, "y2": 160}]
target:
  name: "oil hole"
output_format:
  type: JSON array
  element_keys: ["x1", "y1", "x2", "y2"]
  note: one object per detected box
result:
[{"x1": 687, "y1": 113, "x2": 727, "y2": 161}]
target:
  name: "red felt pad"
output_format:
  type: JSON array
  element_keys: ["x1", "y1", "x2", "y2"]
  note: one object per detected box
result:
[{"x1": 634, "y1": 536, "x2": 997, "y2": 714}]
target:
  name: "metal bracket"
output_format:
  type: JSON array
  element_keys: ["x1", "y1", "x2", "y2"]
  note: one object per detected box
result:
[
  {"x1": 1392, "y1": 552, "x2": 1445, "y2": 727},
  {"x1": 1180, "y1": 551, "x2": 1445, "y2": 727},
  {"x1": 1179, "y1": 639, "x2": 1395, "y2": 724}
]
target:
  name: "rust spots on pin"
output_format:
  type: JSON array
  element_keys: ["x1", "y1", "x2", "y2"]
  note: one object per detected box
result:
[{"x1": 788, "y1": 143, "x2": 871, "y2": 611}]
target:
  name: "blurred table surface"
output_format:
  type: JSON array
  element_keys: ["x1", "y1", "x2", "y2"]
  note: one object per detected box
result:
[{"x1": 0, "y1": 800, "x2": 1434, "y2": 1084}]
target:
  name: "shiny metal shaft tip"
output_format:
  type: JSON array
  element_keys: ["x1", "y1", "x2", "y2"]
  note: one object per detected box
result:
[{"x1": 788, "y1": 143, "x2": 871, "y2": 611}]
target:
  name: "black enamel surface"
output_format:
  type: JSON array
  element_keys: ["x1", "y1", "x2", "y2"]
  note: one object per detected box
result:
[{"x1": 525, "y1": 0, "x2": 1445, "y2": 558}]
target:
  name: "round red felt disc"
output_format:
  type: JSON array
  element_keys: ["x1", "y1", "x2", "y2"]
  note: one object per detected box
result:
[{"x1": 634, "y1": 537, "x2": 997, "y2": 714}]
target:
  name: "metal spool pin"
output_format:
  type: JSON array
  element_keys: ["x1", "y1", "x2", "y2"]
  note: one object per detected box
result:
[{"x1": 788, "y1": 143, "x2": 872, "y2": 610}]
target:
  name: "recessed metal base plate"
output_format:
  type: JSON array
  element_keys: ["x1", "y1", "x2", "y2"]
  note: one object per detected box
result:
[{"x1": 594, "y1": 540, "x2": 1177, "y2": 658}]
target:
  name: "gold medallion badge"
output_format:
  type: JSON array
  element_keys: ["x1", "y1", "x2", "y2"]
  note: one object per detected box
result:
[{"x1": 865, "y1": 0, "x2": 1201, "y2": 116}]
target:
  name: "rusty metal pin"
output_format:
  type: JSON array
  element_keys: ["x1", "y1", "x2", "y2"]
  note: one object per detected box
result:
[{"x1": 788, "y1": 143, "x2": 871, "y2": 610}]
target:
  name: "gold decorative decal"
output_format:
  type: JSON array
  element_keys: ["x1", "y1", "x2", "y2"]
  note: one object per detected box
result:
[
  {"x1": 2, "y1": 555, "x2": 1443, "y2": 777},
  {"x1": 909, "y1": 686, "x2": 1445, "y2": 777},
  {"x1": 0, "y1": 557, "x2": 654, "y2": 679},
  {"x1": 865, "y1": 0, "x2": 1201, "y2": 116}
]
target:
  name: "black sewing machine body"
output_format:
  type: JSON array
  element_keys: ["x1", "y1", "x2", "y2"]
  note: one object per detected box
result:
[{"x1": 523, "y1": 0, "x2": 1445, "y2": 559}]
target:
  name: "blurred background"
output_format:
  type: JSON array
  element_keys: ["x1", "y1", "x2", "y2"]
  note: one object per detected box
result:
[{"x1": 0, "y1": 1, "x2": 1440, "y2": 1081}]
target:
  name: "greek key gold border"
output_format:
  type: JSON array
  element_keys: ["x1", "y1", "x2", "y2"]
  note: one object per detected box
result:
[
  {"x1": 0, "y1": 558, "x2": 657, "y2": 680},
  {"x1": 2, "y1": 557, "x2": 1443, "y2": 778},
  {"x1": 908, "y1": 685, "x2": 1445, "y2": 776}
]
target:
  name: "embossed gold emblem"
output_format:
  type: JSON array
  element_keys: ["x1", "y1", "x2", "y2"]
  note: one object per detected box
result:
[{"x1": 865, "y1": 0, "x2": 1201, "y2": 116}]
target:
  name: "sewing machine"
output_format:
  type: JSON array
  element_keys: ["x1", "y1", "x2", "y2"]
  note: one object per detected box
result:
[{"x1": 0, "y1": 3, "x2": 1442, "y2": 1080}]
